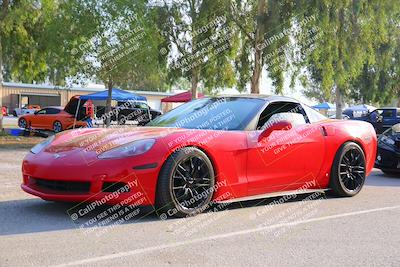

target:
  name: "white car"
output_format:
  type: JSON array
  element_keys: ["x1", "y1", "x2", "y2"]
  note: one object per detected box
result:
[{"x1": 12, "y1": 105, "x2": 41, "y2": 117}]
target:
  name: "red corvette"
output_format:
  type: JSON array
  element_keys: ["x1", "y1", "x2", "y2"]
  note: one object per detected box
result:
[{"x1": 21, "y1": 96, "x2": 377, "y2": 217}]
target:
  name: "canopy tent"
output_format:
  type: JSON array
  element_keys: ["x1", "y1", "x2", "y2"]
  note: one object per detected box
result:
[
  {"x1": 312, "y1": 102, "x2": 335, "y2": 110},
  {"x1": 343, "y1": 104, "x2": 376, "y2": 118},
  {"x1": 161, "y1": 91, "x2": 204, "y2": 103},
  {"x1": 80, "y1": 88, "x2": 147, "y2": 101},
  {"x1": 73, "y1": 88, "x2": 147, "y2": 128}
]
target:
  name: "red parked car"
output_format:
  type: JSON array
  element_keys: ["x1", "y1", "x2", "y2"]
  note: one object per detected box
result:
[
  {"x1": 21, "y1": 96, "x2": 377, "y2": 218},
  {"x1": 1, "y1": 106, "x2": 7, "y2": 116},
  {"x1": 18, "y1": 105, "x2": 87, "y2": 133}
]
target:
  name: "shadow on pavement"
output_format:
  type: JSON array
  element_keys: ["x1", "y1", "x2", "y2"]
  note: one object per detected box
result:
[
  {"x1": 365, "y1": 170, "x2": 400, "y2": 187},
  {"x1": 1, "y1": 170, "x2": 399, "y2": 236}
]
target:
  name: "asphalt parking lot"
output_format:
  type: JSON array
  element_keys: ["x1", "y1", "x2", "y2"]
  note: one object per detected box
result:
[{"x1": 0, "y1": 148, "x2": 399, "y2": 267}]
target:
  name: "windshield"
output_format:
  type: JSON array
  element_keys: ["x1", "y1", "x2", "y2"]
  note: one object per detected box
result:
[{"x1": 147, "y1": 97, "x2": 265, "y2": 130}]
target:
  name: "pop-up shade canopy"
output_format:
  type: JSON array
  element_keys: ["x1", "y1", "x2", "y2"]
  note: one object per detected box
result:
[
  {"x1": 71, "y1": 88, "x2": 147, "y2": 128},
  {"x1": 80, "y1": 88, "x2": 147, "y2": 101},
  {"x1": 312, "y1": 102, "x2": 335, "y2": 110},
  {"x1": 343, "y1": 104, "x2": 376, "y2": 118},
  {"x1": 161, "y1": 91, "x2": 204, "y2": 103}
]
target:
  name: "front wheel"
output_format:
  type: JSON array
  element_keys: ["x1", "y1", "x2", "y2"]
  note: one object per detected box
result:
[
  {"x1": 53, "y1": 121, "x2": 63, "y2": 133},
  {"x1": 156, "y1": 147, "x2": 215, "y2": 218},
  {"x1": 329, "y1": 142, "x2": 366, "y2": 197},
  {"x1": 18, "y1": 118, "x2": 28, "y2": 129}
]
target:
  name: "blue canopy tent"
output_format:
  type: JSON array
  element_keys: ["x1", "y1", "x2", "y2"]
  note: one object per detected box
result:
[
  {"x1": 73, "y1": 88, "x2": 147, "y2": 128},
  {"x1": 79, "y1": 88, "x2": 147, "y2": 101},
  {"x1": 312, "y1": 102, "x2": 335, "y2": 110},
  {"x1": 343, "y1": 104, "x2": 376, "y2": 118}
]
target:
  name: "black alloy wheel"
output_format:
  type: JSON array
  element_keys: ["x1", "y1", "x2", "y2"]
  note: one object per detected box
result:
[
  {"x1": 156, "y1": 147, "x2": 215, "y2": 218},
  {"x1": 330, "y1": 142, "x2": 366, "y2": 197}
]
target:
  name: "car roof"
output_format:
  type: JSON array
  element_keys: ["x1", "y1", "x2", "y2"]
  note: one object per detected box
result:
[
  {"x1": 42, "y1": 106, "x2": 64, "y2": 110},
  {"x1": 377, "y1": 107, "x2": 400, "y2": 110},
  {"x1": 211, "y1": 94, "x2": 300, "y2": 103}
]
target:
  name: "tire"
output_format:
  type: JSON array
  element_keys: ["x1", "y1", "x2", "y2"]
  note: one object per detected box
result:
[
  {"x1": 18, "y1": 118, "x2": 28, "y2": 129},
  {"x1": 13, "y1": 111, "x2": 18, "y2": 117},
  {"x1": 118, "y1": 115, "x2": 126, "y2": 125},
  {"x1": 156, "y1": 147, "x2": 215, "y2": 218},
  {"x1": 53, "y1": 121, "x2": 63, "y2": 133},
  {"x1": 329, "y1": 142, "x2": 366, "y2": 197}
]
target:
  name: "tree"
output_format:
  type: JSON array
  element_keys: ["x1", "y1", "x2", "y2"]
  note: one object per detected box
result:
[
  {"x1": 294, "y1": 0, "x2": 398, "y2": 117},
  {"x1": 349, "y1": 2, "x2": 400, "y2": 106},
  {"x1": 158, "y1": 0, "x2": 238, "y2": 98},
  {"x1": 0, "y1": 0, "x2": 56, "y2": 129},
  {"x1": 49, "y1": 0, "x2": 168, "y2": 126},
  {"x1": 230, "y1": 0, "x2": 294, "y2": 94}
]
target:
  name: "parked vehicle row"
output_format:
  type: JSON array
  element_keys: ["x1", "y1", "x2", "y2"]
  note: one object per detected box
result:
[{"x1": 17, "y1": 96, "x2": 162, "y2": 133}]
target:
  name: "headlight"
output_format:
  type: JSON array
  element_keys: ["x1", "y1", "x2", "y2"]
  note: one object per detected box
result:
[
  {"x1": 98, "y1": 139, "x2": 155, "y2": 159},
  {"x1": 30, "y1": 135, "x2": 55, "y2": 154},
  {"x1": 379, "y1": 135, "x2": 395, "y2": 146}
]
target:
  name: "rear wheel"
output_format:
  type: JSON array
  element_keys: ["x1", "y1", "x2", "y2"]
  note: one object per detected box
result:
[
  {"x1": 156, "y1": 147, "x2": 215, "y2": 218},
  {"x1": 53, "y1": 121, "x2": 63, "y2": 133},
  {"x1": 330, "y1": 142, "x2": 366, "y2": 197},
  {"x1": 18, "y1": 118, "x2": 28, "y2": 129}
]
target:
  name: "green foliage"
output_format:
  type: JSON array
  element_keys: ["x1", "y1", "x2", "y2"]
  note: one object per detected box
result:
[
  {"x1": 230, "y1": 0, "x2": 294, "y2": 94},
  {"x1": 294, "y1": 0, "x2": 400, "y2": 105},
  {"x1": 1, "y1": 0, "x2": 400, "y2": 104},
  {"x1": 0, "y1": 0, "x2": 55, "y2": 83},
  {"x1": 157, "y1": 0, "x2": 239, "y2": 93}
]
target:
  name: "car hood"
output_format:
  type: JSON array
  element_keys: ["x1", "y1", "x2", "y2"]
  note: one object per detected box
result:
[
  {"x1": 378, "y1": 132, "x2": 400, "y2": 152},
  {"x1": 45, "y1": 127, "x2": 183, "y2": 154}
]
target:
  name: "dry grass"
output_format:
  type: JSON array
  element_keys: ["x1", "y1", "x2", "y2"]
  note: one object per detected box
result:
[{"x1": 0, "y1": 134, "x2": 44, "y2": 149}]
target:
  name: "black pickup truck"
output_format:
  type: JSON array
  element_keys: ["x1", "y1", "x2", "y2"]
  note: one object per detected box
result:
[{"x1": 96, "y1": 101, "x2": 162, "y2": 125}]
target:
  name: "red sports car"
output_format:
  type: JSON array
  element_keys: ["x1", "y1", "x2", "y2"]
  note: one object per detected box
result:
[{"x1": 21, "y1": 96, "x2": 377, "y2": 218}]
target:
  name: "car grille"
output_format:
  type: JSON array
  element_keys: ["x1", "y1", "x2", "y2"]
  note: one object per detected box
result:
[
  {"x1": 102, "y1": 182, "x2": 130, "y2": 193},
  {"x1": 32, "y1": 178, "x2": 91, "y2": 193}
]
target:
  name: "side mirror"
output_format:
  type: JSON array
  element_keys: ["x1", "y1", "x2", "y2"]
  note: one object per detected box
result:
[{"x1": 258, "y1": 121, "x2": 292, "y2": 141}]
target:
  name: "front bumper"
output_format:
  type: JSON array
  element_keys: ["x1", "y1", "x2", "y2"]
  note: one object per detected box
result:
[
  {"x1": 21, "y1": 150, "x2": 161, "y2": 206},
  {"x1": 375, "y1": 147, "x2": 400, "y2": 173}
]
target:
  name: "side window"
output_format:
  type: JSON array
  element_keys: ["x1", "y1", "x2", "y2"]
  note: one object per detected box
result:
[
  {"x1": 47, "y1": 108, "x2": 60, "y2": 115},
  {"x1": 138, "y1": 103, "x2": 149, "y2": 109},
  {"x1": 36, "y1": 109, "x2": 47, "y2": 115},
  {"x1": 303, "y1": 105, "x2": 327, "y2": 123},
  {"x1": 257, "y1": 102, "x2": 308, "y2": 130},
  {"x1": 382, "y1": 109, "x2": 395, "y2": 118}
]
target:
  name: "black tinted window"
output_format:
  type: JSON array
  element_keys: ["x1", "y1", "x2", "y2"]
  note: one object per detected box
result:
[{"x1": 46, "y1": 108, "x2": 61, "y2": 114}]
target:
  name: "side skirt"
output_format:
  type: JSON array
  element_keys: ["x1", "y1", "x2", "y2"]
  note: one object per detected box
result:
[{"x1": 216, "y1": 188, "x2": 330, "y2": 204}]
